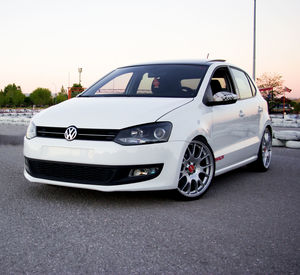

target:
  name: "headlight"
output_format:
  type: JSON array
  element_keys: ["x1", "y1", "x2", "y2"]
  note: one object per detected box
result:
[
  {"x1": 26, "y1": 120, "x2": 36, "y2": 139},
  {"x1": 114, "y1": 122, "x2": 172, "y2": 145}
]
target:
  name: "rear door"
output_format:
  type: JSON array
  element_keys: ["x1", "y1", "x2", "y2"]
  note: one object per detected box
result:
[{"x1": 229, "y1": 67, "x2": 261, "y2": 158}]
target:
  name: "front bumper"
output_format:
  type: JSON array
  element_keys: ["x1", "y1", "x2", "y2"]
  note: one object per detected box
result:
[{"x1": 24, "y1": 137, "x2": 187, "y2": 192}]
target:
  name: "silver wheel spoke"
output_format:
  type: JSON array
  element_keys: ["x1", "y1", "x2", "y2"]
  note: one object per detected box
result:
[
  {"x1": 182, "y1": 182, "x2": 188, "y2": 191},
  {"x1": 192, "y1": 143, "x2": 196, "y2": 155},
  {"x1": 201, "y1": 172, "x2": 210, "y2": 178},
  {"x1": 198, "y1": 179, "x2": 204, "y2": 187},
  {"x1": 200, "y1": 154, "x2": 209, "y2": 161},
  {"x1": 186, "y1": 181, "x2": 191, "y2": 194},
  {"x1": 179, "y1": 174, "x2": 185, "y2": 181}
]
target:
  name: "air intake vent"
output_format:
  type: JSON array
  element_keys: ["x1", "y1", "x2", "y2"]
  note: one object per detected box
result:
[{"x1": 25, "y1": 158, "x2": 164, "y2": 186}]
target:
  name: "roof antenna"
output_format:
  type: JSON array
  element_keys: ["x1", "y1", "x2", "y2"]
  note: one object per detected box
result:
[{"x1": 206, "y1": 53, "x2": 210, "y2": 59}]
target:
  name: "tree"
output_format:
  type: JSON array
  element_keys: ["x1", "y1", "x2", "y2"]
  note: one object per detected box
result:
[
  {"x1": 24, "y1": 96, "x2": 33, "y2": 107},
  {"x1": 30, "y1": 88, "x2": 52, "y2": 106},
  {"x1": 72, "y1": 83, "x2": 82, "y2": 88},
  {"x1": 291, "y1": 101, "x2": 300, "y2": 114},
  {"x1": 256, "y1": 73, "x2": 285, "y2": 113},
  {"x1": 256, "y1": 73, "x2": 284, "y2": 98},
  {"x1": 69, "y1": 83, "x2": 84, "y2": 98},
  {"x1": 3, "y1": 84, "x2": 25, "y2": 107},
  {"x1": 55, "y1": 85, "x2": 68, "y2": 104},
  {"x1": 0, "y1": 90, "x2": 8, "y2": 107},
  {"x1": 60, "y1": 85, "x2": 66, "y2": 94}
]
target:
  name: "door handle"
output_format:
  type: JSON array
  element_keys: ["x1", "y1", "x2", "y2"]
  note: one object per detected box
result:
[
  {"x1": 239, "y1": 110, "x2": 245, "y2": 117},
  {"x1": 258, "y1": 106, "x2": 263, "y2": 113}
]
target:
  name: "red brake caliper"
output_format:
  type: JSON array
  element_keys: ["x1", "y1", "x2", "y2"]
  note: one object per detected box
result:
[{"x1": 188, "y1": 164, "x2": 195, "y2": 173}]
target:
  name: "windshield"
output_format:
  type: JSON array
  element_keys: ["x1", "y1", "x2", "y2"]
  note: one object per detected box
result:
[{"x1": 81, "y1": 64, "x2": 208, "y2": 98}]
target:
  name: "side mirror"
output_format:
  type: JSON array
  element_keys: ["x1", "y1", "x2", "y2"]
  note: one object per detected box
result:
[{"x1": 208, "y1": 91, "x2": 238, "y2": 106}]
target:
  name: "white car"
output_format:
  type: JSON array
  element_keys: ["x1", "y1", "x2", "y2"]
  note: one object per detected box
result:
[{"x1": 24, "y1": 60, "x2": 272, "y2": 200}]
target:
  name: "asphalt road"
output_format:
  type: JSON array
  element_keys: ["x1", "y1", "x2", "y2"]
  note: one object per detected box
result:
[{"x1": 0, "y1": 143, "x2": 299, "y2": 274}]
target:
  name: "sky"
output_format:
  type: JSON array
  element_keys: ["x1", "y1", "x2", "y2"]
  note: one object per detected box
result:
[{"x1": 0, "y1": 0, "x2": 299, "y2": 98}]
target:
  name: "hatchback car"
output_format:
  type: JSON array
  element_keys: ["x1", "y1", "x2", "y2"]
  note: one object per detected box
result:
[{"x1": 24, "y1": 60, "x2": 272, "y2": 200}]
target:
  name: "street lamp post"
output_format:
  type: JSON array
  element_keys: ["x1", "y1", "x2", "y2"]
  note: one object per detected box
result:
[
  {"x1": 253, "y1": 0, "x2": 256, "y2": 81},
  {"x1": 78, "y1": 68, "x2": 82, "y2": 85}
]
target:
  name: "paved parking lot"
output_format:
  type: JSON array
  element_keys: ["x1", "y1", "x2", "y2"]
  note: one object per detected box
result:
[{"x1": 0, "y1": 141, "x2": 299, "y2": 274}]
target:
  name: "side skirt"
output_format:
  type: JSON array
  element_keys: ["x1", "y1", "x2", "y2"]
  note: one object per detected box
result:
[{"x1": 215, "y1": 156, "x2": 257, "y2": 176}]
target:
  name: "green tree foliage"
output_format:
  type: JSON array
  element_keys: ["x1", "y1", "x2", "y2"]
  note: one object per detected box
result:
[
  {"x1": 291, "y1": 101, "x2": 300, "y2": 114},
  {"x1": 55, "y1": 86, "x2": 68, "y2": 104},
  {"x1": 24, "y1": 96, "x2": 33, "y2": 107},
  {"x1": 0, "y1": 90, "x2": 8, "y2": 107},
  {"x1": 30, "y1": 88, "x2": 52, "y2": 106},
  {"x1": 3, "y1": 84, "x2": 25, "y2": 107},
  {"x1": 72, "y1": 83, "x2": 82, "y2": 88},
  {"x1": 70, "y1": 83, "x2": 84, "y2": 98}
]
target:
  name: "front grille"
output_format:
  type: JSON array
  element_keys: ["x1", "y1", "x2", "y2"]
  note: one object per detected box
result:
[
  {"x1": 26, "y1": 158, "x2": 116, "y2": 185},
  {"x1": 37, "y1": 126, "x2": 119, "y2": 141},
  {"x1": 25, "y1": 158, "x2": 163, "y2": 186}
]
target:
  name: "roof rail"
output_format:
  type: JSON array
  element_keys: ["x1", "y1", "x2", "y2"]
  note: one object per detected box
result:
[{"x1": 209, "y1": 59, "x2": 226, "y2": 62}]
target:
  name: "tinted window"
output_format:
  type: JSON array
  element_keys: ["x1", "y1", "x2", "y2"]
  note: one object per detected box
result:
[
  {"x1": 82, "y1": 65, "x2": 208, "y2": 98},
  {"x1": 210, "y1": 67, "x2": 235, "y2": 95},
  {"x1": 203, "y1": 67, "x2": 235, "y2": 105},
  {"x1": 95, "y1": 73, "x2": 133, "y2": 95},
  {"x1": 137, "y1": 73, "x2": 157, "y2": 95},
  {"x1": 231, "y1": 68, "x2": 253, "y2": 99},
  {"x1": 181, "y1": 78, "x2": 201, "y2": 90}
]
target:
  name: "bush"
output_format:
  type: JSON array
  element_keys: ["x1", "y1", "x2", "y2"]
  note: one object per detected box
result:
[{"x1": 30, "y1": 88, "x2": 52, "y2": 106}]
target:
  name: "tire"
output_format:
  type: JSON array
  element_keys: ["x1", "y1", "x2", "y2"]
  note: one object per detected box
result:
[
  {"x1": 251, "y1": 128, "x2": 272, "y2": 172},
  {"x1": 274, "y1": 130, "x2": 300, "y2": 141},
  {"x1": 286, "y1": 140, "x2": 300, "y2": 149},
  {"x1": 174, "y1": 139, "x2": 215, "y2": 200}
]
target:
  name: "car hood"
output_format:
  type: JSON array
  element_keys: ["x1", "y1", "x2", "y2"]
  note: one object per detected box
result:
[{"x1": 33, "y1": 97, "x2": 193, "y2": 129}]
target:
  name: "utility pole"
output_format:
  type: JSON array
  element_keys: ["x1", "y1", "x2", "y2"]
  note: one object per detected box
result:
[
  {"x1": 78, "y1": 68, "x2": 82, "y2": 85},
  {"x1": 253, "y1": 0, "x2": 256, "y2": 81}
]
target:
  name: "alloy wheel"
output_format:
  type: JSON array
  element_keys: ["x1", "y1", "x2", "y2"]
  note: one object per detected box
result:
[
  {"x1": 262, "y1": 129, "x2": 272, "y2": 169},
  {"x1": 177, "y1": 140, "x2": 214, "y2": 198}
]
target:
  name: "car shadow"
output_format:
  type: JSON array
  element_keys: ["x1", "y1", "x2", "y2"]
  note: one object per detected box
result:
[{"x1": 27, "y1": 183, "x2": 177, "y2": 207}]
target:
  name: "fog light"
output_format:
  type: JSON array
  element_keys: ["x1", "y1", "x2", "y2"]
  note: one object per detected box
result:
[
  {"x1": 129, "y1": 167, "x2": 158, "y2": 177},
  {"x1": 24, "y1": 158, "x2": 30, "y2": 172}
]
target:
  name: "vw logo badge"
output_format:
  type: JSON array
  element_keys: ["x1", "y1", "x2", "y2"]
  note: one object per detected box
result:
[{"x1": 64, "y1": 126, "x2": 77, "y2": 141}]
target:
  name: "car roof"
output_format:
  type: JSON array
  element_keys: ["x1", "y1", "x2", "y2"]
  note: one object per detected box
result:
[{"x1": 119, "y1": 59, "x2": 228, "y2": 68}]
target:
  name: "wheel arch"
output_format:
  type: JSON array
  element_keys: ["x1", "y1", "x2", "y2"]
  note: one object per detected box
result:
[
  {"x1": 192, "y1": 135, "x2": 208, "y2": 143},
  {"x1": 260, "y1": 120, "x2": 272, "y2": 140},
  {"x1": 266, "y1": 124, "x2": 272, "y2": 136},
  {"x1": 191, "y1": 135, "x2": 216, "y2": 161}
]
